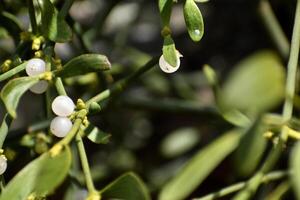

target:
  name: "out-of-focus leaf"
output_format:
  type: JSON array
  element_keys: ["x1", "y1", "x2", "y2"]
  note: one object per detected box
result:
[
  {"x1": 163, "y1": 36, "x2": 178, "y2": 67},
  {"x1": 159, "y1": 0, "x2": 173, "y2": 26},
  {"x1": 234, "y1": 117, "x2": 267, "y2": 177},
  {"x1": 221, "y1": 51, "x2": 285, "y2": 115},
  {"x1": 100, "y1": 172, "x2": 151, "y2": 200},
  {"x1": 0, "y1": 147, "x2": 71, "y2": 200},
  {"x1": 38, "y1": 0, "x2": 72, "y2": 42},
  {"x1": 222, "y1": 109, "x2": 251, "y2": 127},
  {"x1": 159, "y1": 130, "x2": 241, "y2": 200},
  {"x1": 86, "y1": 124, "x2": 111, "y2": 144},
  {"x1": 290, "y1": 141, "x2": 300, "y2": 199},
  {"x1": 1, "y1": 76, "x2": 39, "y2": 118},
  {"x1": 183, "y1": 0, "x2": 204, "y2": 42},
  {"x1": 55, "y1": 54, "x2": 111, "y2": 78},
  {"x1": 160, "y1": 127, "x2": 200, "y2": 158},
  {"x1": 0, "y1": 11, "x2": 22, "y2": 43}
]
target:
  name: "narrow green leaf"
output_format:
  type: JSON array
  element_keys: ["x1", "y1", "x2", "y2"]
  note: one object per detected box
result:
[
  {"x1": 86, "y1": 124, "x2": 111, "y2": 144},
  {"x1": 159, "y1": 130, "x2": 241, "y2": 200},
  {"x1": 183, "y1": 0, "x2": 204, "y2": 42},
  {"x1": 234, "y1": 118, "x2": 267, "y2": 177},
  {"x1": 163, "y1": 36, "x2": 178, "y2": 67},
  {"x1": 0, "y1": 114, "x2": 12, "y2": 148},
  {"x1": 221, "y1": 51, "x2": 285, "y2": 115},
  {"x1": 55, "y1": 54, "x2": 111, "y2": 78},
  {"x1": 1, "y1": 76, "x2": 39, "y2": 118},
  {"x1": 290, "y1": 141, "x2": 300, "y2": 199},
  {"x1": 0, "y1": 147, "x2": 72, "y2": 200},
  {"x1": 159, "y1": 0, "x2": 173, "y2": 26},
  {"x1": 100, "y1": 172, "x2": 151, "y2": 200},
  {"x1": 38, "y1": 0, "x2": 72, "y2": 42},
  {"x1": 0, "y1": 62, "x2": 27, "y2": 82}
]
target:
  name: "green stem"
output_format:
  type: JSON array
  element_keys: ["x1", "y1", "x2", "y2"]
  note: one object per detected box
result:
[
  {"x1": 27, "y1": 0, "x2": 38, "y2": 34},
  {"x1": 233, "y1": 1, "x2": 300, "y2": 199},
  {"x1": 0, "y1": 62, "x2": 27, "y2": 82},
  {"x1": 55, "y1": 78, "x2": 67, "y2": 96},
  {"x1": 86, "y1": 56, "x2": 159, "y2": 108},
  {"x1": 75, "y1": 132, "x2": 96, "y2": 193},
  {"x1": 194, "y1": 171, "x2": 288, "y2": 200},
  {"x1": 282, "y1": 0, "x2": 300, "y2": 122},
  {"x1": 58, "y1": 110, "x2": 86, "y2": 146},
  {"x1": 258, "y1": 0, "x2": 290, "y2": 59}
]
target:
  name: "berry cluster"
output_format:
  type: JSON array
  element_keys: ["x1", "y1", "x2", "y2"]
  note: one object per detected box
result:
[
  {"x1": 50, "y1": 96, "x2": 75, "y2": 138},
  {"x1": 25, "y1": 58, "x2": 48, "y2": 94}
]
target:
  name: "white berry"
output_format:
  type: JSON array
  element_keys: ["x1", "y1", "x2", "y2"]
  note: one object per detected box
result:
[
  {"x1": 30, "y1": 80, "x2": 48, "y2": 94},
  {"x1": 51, "y1": 95, "x2": 75, "y2": 117},
  {"x1": 25, "y1": 58, "x2": 46, "y2": 76},
  {"x1": 50, "y1": 117, "x2": 73, "y2": 137},
  {"x1": 159, "y1": 54, "x2": 182, "y2": 73},
  {"x1": 0, "y1": 156, "x2": 7, "y2": 175}
]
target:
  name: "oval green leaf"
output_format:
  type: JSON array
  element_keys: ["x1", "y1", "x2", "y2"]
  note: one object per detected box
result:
[
  {"x1": 183, "y1": 0, "x2": 204, "y2": 42},
  {"x1": 159, "y1": 130, "x2": 241, "y2": 200},
  {"x1": 234, "y1": 118, "x2": 267, "y2": 177},
  {"x1": 38, "y1": 0, "x2": 72, "y2": 42},
  {"x1": 100, "y1": 172, "x2": 151, "y2": 200},
  {"x1": 160, "y1": 127, "x2": 200, "y2": 158},
  {"x1": 1, "y1": 76, "x2": 39, "y2": 118},
  {"x1": 290, "y1": 141, "x2": 300, "y2": 199},
  {"x1": 0, "y1": 147, "x2": 72, "y2": 200},
  {"x1": 221, "y1": 51, "x2": 285, "y2": 116},
  {"x1": 55, "y1": 54, "x2": 111, "y2": 78},
  {"x1": 163, "y1": 36, "x2": 178, "y2": 67}
]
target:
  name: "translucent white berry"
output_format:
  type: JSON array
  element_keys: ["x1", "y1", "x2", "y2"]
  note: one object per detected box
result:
[
  {"x1": 51, "y1": 95, "x2": 75, "y2": 117},
  {"x1": 50, "y1": 117, "x2": 73, "y2": 137},
  {"x1": 0, "y1": 156, "x2": 7, "y2": 175},
  {"x1": 30, "y1": 80, "x2": 48, "y2": 94},
  {"x1": 159, "y1": 54, "x2": 182, "y2": 73},
  {"x1": 25, "y1": 58, "x2": 46, "y2": 76}
]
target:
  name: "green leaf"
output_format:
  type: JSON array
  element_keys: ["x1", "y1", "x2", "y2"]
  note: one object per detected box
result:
[
  {"x1": 0, "y1": 11, "x2": 22, "y2": 44},
  {"x1": 100, "y1": 172, "x2": 151, "y2": 200},
  {"x1": 290, "y1": 141, "x2": 300, "y2": 199},
  {"x1": 159, "y1": 0, "x2": 173, "y2": 26},
  {"x1": 221, "y1": 51, "x2": 285, "y2": 115},
  {"x1": 222, "y1": 109, "x2": 251, "y2": 127},
  {"x1": 55, "y1": 54, "x2": 111, "y2": 78},
  {"x1": 234, "y1": 118, "x2": 267, "y2": 177},
  {"x1": 0, "y1": 62, "x2": 27, "y2": 82},
  {"x1": 183, "y1": 0, "x2": 204, "y2": 42},
  {"x1": 163, "y1": 36, "x2": 178, "y2": 67},
  {"x1": 160, "y1": 127, "x2": 200, "y2": 158},
  {"x1": 159, "y1": 130, "x2": 241, "y2": 200},
  {"x1": 1, "y1": 76, "x2": 39, "y2": 118},
  {"x1": 86, "y1": 124, "x2": 111, "y2": 144},
  {"x1": 38, "y1": 0, "x2": 72, "y2": 42},
  {"x1": 0, "y1": 114, "x2": 12, "y2": 148},
  {"x1": 0, "y1": 147, "x2": 72, "y2": 200}
]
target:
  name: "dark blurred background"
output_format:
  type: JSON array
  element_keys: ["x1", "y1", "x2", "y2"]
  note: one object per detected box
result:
[{"x1": 0, "y1": 0, "x2": 298, "y2": 199}]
